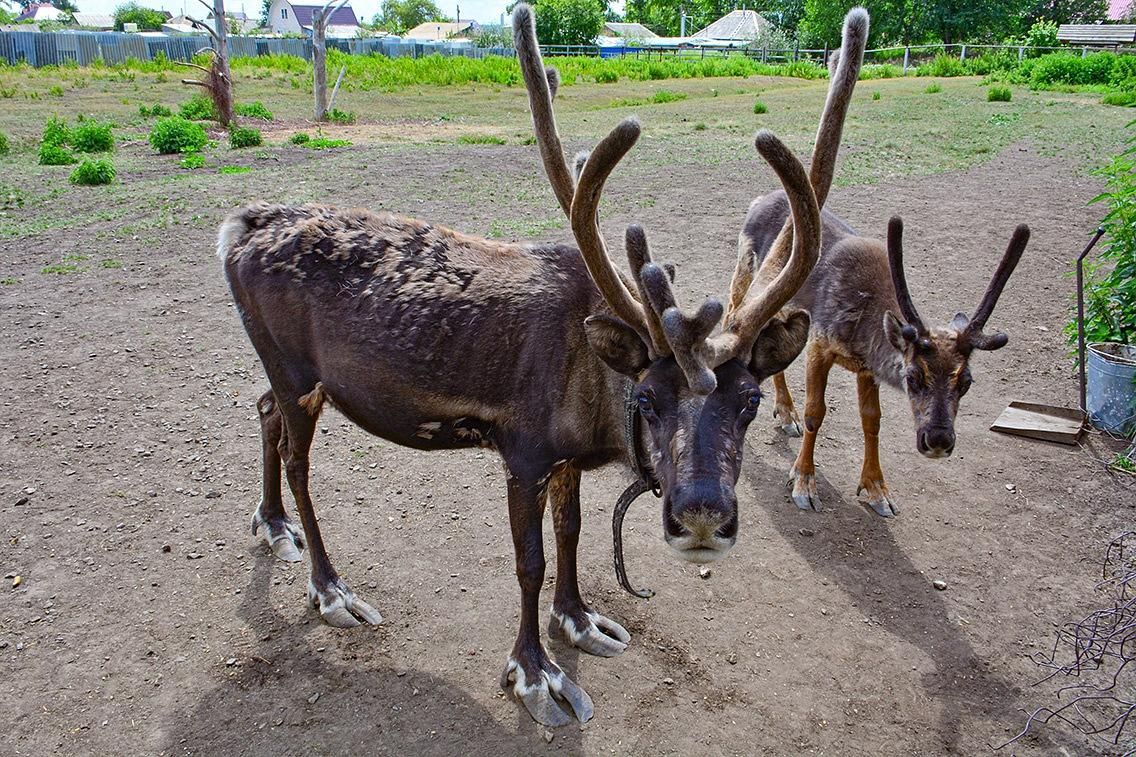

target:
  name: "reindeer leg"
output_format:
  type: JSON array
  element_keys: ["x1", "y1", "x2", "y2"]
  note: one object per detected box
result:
[
  {"x1": 546, "y1": 464, "x2": 630, "y2": 658},
  {"x1": 500, "y1": 464, "x2": 594, "y2": 727},
  {"x1": 772, "y1": 371, "x2": 802, "y2": 437},
  {"x1": 249, "y1": 391, "x2": 305, "y2": 562},
  {"x1": 855, "y1": 372, "x2": 899, "y2": 517},
  {"x1": 276, "y1": 391, "x2": 381, "y2": 628},
  {"x1": 789, "y1": 343, "x2": 833, "y2": 511}
]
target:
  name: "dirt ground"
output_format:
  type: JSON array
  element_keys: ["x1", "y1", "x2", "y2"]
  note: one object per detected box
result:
[{"x1": 2, "y1": 93, "x2": 1135, "y2": 754}]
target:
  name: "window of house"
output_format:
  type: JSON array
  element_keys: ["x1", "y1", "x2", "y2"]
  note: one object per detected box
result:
[{"x1": 281, "y1": 8, "x2": 288, "y2": 18}]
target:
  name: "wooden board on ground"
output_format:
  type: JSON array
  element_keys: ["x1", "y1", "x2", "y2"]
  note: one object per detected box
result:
[{"x1": 991, "y1": 401, "x2": 1085, "y2": 445}]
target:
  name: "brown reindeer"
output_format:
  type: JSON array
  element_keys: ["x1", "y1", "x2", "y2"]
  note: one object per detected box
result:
[
  {"x1": 217, "y1": 4, "x2": 852, "y2": 726},
  {"x1": 734, "y1": 54, "x2": 1029, "y2": 516}
]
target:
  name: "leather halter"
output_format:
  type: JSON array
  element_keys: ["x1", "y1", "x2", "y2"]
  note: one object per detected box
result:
[{"x1": 612, "y1": 381, "x2": 659, "y2": 599}]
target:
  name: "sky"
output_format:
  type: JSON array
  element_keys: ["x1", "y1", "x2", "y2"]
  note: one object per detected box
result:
[{"x1": 70, "y1": 0, "x2": 625, "y2": 25}]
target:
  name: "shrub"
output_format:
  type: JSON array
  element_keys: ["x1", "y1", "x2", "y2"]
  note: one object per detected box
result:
[
  {"x1": 38, "y1": 143, "x2": 77, "y2": 165},
  {"x1": 139, "y1": 103, "x2": 172, "y2": 118},
  {"x1": 229, "y1": 126, "x2": 263, "y2": 148},
  {"x1": 987, "y1": 85, "x2": 1012, "y2": 102},
  {"x1": 753, "y1": 100, "x2": 768, "y2": 114},
  {"x1": 179, "y1": 94, "x2": 217, "y2": 121},
  {"x1": 179, "y1": 153, "x2": 206, "y2": 169},
  {"x1": 325, "y1": 108, "x2": 356, "y2": 124},
  {"x1": 71, "y1": 120, "x2": 114, "y2": 152},
  {"x1": 0, "y1": 131, "x2": 8, "y2": 155},
  {"x1": 457, "y1": 134, "x2": 506, "y2": 145},
  {"x1": 70, "y1": 158, "x2": 116, "y2": 185},
  {"x1": 594, "y1": 69, "x2": 618, "y2": 83},
  {"x1": 872, "y1": 91, "x2": 881, "y2": 101},
  {"x1": 42, "y1": 115, "x2": 70, "y2": 147},
  {"x1": 235, "y1": 101, "x2": 274, "y2": 120},
  {"x1": 923, "y1": 81, "x2": 943, "y2": 94},
  {"x1": 289, "y1": 132, "x2": 311, "y2": 144},
  {"x1": 149, "y1": 116, "x2": 208, "y2": 154}
]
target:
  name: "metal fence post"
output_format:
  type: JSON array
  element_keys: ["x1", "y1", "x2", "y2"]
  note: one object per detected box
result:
[
  {"x1": 1082, "y1": 46, "x2": 1088, "y2": 58},
  {"x1": 902, "y1": 46, "x2": 909, "y2": 73},
  {"x1": 1018, "y1": 45, "x2": 1024, "y2": 62},
  {"x1": 960, "y1": 44, "x2": 966, "y2": 62}
]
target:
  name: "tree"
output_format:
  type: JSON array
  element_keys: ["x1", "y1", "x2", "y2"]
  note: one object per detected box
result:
[
  {"x1": 113, "y1": 2, "x2": 167, "y2": 30},
  {"x1": 260, "y1": 0, "x2": 270, "y2": 26},
  {"x1": 376, "y1": 0, "x2": 448, "y2": 34},
  {"x1": 530, "y1": 0, "x2": 604, "y2": 45},
  {"x1": 1021, "y1": 0, "x2": 1107, "y2": 27},
  {"x1": 52, "y1": 0, "x2": 78, "y2": 13}
]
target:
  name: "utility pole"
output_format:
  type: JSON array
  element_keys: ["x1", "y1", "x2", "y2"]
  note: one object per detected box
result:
[{"x1": 680, "y1": 8, "x2": 686, "y2": 37}]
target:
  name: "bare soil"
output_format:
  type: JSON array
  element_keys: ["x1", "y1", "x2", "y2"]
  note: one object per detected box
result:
[{"x1": 2, "y1": 137, "x2": 1133, "y2": 756}]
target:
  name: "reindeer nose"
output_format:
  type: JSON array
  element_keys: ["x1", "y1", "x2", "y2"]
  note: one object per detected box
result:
[
  {"x1": 666, "y1": 481, "x2": 737, "y2": 539},
  {"x1": 919, "y1": 427, "x2": 956, "y2": 458}
]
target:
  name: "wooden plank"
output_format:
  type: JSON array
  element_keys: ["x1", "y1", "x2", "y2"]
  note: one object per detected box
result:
[{"x1": 991, "y1": 401, "x2": 1085, "y2": 445}]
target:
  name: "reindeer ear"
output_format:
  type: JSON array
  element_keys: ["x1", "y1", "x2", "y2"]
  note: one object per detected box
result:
[
  {"x1": 584, "y1": 315, "x2": 650, "y2": 376},
  {"x1": 749, "y1": 310, "x2": 810, "y2": 382},
  {"x1": 884, "y1": 311, "x2": 917, "y2": 351}
]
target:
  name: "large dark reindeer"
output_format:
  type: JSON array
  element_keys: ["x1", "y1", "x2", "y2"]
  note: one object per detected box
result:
[
  {"x1": 218, "y1": 5, "x2": 836, "y2": 726},
  {"x1": 734, "y1": 73, "x2": 1029, "y2": 517}
]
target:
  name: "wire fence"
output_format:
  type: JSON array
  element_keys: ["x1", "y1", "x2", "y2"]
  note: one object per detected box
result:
[{"x1": 1, "y1": 30, "x2": 1132, "y2": 70}]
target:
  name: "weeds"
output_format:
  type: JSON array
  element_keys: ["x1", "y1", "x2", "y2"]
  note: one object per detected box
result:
[
  {"x1": 753, "y1": 99, "x2": 768, "y2": 114},
  {"x1": 38, "y1": 143, "x2": 76, "y2": 165},
  {"x1": 0, "y1": 131, "x2": 8, "y2": 155},
  {"x1": 219, "y1": 165, "x2": 252, "y2": 174},
  {"x1": 138, "y1": 103, "x2": 172, "y2": 118},
  {"x1": 179, "y1": 153, "x2": 206, "y2": 169},
  {"x1": 988, "y1": 85, "x2": 1012, "y2": 102},
  {"x1": 924, "y1": 81, "x2": 943, "y2": 94},
  {"x1": 42, "y1": 115, "x2": 70, "y2": 147},
  {"x1": 179, "y1": 94, "x2": 217, "y2": 121},
  {"x1": 457, "y1": 134, "x2": 506, "y2": 145},
  {"x1": 234, "y1": 101, "x2": 274, "y2": 120},
  {"x1": 872, "y1": 91, "x2": 881, "y2": 100},
  {"x1": 229, "y1": 126, "x2": 263, "y2": 148},
  {"x1": 70, "y1": 158, "x2": 116, "y2": 185},
  {"x1": 71, "y1": 120, "x2": 114, "y2": 152},
  {"x1": 289, "y1": 132, "x2": 311, "y2": 145},
  {"x1": 149, "y1": 116, "x2": 208, "y2": 154},
  {"x1": 324, "y1": 108, "x2": 356, "y2": 124}
]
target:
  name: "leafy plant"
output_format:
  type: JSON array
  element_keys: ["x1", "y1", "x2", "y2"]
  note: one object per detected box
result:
[
  {"x1": 457, "y1": 134, "x2": 506, "y2": 145},
  {"x1": 149, "y1": 116, "x2": 208, "y2": 154},
  {"x1": 872, "y1": 91, "x2": 881, "y2": 101},
  {"x1": 325, "y1": 108, "x2": 356, "y2": 124},
  {"x1": 0, "y1": 131, "x2": 8, "y2": 155},
  {"x1": 179, "y1": 94, "x2": 217, "y2": 121},
  {"x1": 38, "y1": 143, "x2": 77, "y2": 165},
  {"x1": 219, "y1": 165, "x2": 252, "y2": 174},
  {"x1": 71, "y1": 120, "x2": 114, "y2": 152},
  {"x1": 48, "y1": 85, "x2": 64, "y2": 97},
  {"x1": 650, "y1": 89, "x2": 686, "y2": 104},
  {"x1": 1070, "y1": 122, "x2": 1136, "y2": 346},
  {"x1": 139, "y1": 103, "x2": 172, "y2": 118},
  {"x1": 229, "y1": 126, "x2": 263, "y2": 148},
  {"x1": 924, "y1": 81, "x2": 943, "y2": 94},
  {"x1": 234, "y1": 101, "x2": 274, "y2": 120},
  {"x1": 1103, "y1": 91, "x2": 1136, "y2": 107},
  {"x1": 179, "y1": 153, "x2": 206, "y2": 169},
  {"x1": 70, "y1": 158, "x2": 116, "y2": 185},
  {"x1": 304, "y1": 137, "x2": 351, "y2": 149},
  {"x1": 753, "y1": 99, "x2": 768, "y2": 114},
  {"x1": 42, "y1": 115, "x2": 70, "y2": 147},
  {"x1": 594, "y1": 69, "x2": 618, "y2": 83},
  {"x1": 987, "y1": 85, "x2": 1012, "y2": 102},
  {"x1": 289, "y1": 132, "x2": 311, "y2": 145}
]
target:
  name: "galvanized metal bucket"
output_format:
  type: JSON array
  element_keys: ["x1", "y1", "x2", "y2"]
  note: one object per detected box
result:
[{"x1": 1086, "y1": 342, "x2": 1136, "y2": 437}]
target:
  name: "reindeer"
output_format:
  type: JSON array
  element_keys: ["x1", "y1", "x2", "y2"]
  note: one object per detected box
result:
[
  {"x1": 216, "y1": 3, "x2": 866, "y2": 726},
  {"x1": 734, "y1": 82, "x2": 1029, "y2": 517}
]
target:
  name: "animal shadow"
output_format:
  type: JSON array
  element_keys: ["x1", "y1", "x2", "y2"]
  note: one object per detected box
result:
[{"x1": 164, "y1": 551, "x2": 581, "y2": 756}]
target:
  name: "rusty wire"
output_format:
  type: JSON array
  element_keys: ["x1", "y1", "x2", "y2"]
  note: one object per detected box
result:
[{"x1": 999, "y1": 531, "x2": 1136, "y2": 753}]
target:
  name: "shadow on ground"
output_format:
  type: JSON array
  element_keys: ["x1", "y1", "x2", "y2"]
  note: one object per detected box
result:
[{"x1": 164, "y1": 551, "x2": 580, "y2": 756}]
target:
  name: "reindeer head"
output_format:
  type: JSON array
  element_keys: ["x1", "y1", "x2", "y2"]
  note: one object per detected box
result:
[
  {"x1": 514, "y1": 4, "x2": 824, "y2": 563},
  {"x1": 883, "y1": 217, "x2": 1029, "y2": 458}
]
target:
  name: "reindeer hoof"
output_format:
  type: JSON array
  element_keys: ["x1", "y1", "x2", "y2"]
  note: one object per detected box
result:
[
  {"x1": 549, "y1": 608, "x2": 630, "y2": 658},
  {"x1": 307, "y1": 577, "x2": 382, "y2": 628},
  {"x1": 780, "y1": 421, "x2": 802, "y2": 437},
  {"x1": 251, "y1": 508, "x2": 305, "y2": 562},
  {"x1": 501, "y1": 652, "x2": 594, "y2": 726},
  {"x1": 857, "y1": 482, "x2": 900, "y2": 518},
  {"x1": 789, "y1": 469, "x2": 821, "y2": 511}
]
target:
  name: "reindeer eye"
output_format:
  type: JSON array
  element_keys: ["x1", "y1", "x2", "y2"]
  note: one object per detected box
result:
[
  {"x1": 741, "y1": 391, "x2": 761, "y2": 416},
  {"x1": 636, "y1": 393, "x2": 655, "y2": 416}
]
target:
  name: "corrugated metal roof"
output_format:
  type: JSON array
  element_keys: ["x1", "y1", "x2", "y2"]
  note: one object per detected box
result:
[
  {"x1": 404, "y1": 21, "x2": 475, "y2": 40},
  {"x1": 73, "y1": 13, "x2": 115, "y2": 29},
  {"x1": 692, "y1": 10, "x2": 771, "y2": 41},
  {"x1": 1057, "y1": 24, "x2": 1136, "y2": 43},
  {"x1": 290, "y1": 3, "x2": 360, "y2": 28},
  {"x1": 603, "y1": 22, "x2": 658, "y2": 38}
]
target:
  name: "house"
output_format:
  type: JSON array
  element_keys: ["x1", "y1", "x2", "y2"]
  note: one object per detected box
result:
[
  {"x1": 267, "y1": 0, "x2": 361, "y2": 37},
  {"x1": 72, "y1": 12, "x2": 115, "y2": 30},
  {"x1": 1057, "y1": 23, "x2": 1136, "y2": 47},
  {"x1": 403, "y1": 19, "x2": 479, "y2": 40},
  {"x1": 15, "y1": 3, "x2": 66, "y2": 22},
  {"x1": 692, "y1": 9, "x2": 772, "y2": 42},
  {"x1": 601, "y1": 22, "x2": 658, "y2": 38}
]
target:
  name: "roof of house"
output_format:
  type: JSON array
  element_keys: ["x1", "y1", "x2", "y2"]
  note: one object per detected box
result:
[
  {"x1": 72, "y1": 12, "x2": 115, "y2": 28},
  {"x1": 289, "y1": 3, "x2": 360, "y2": 28},
  {"x1": 16, "y1": 3, "x2": 65, "y2": 22},
  {"x1": 404, "y1": 20, "x2": 475, "y2": 40},
  {"x1": 1057, "y1": 23, "x2": 1136, "y2": 43},
  {"x1": 603, "y1": 22, "x2": 658, "y2": 38},
  {"x1": 692, "y1": 9, "x2": 771, "y2": 41}
]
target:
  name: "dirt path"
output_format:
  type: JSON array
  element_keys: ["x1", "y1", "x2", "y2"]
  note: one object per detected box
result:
[{"x1": 2, "y1": 140, "x2": 1132, "y2": 756}]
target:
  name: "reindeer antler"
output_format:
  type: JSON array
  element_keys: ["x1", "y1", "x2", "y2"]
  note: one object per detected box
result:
[
  {"x1": 959, "y1": 224, "x2": 1030, "y2": 351},
  {"x1": 886, "y1": 216, "x2": 927, "y2": 337},
  {"x1": 727, "y1": 6, "x2": 868, "y2": 320}
]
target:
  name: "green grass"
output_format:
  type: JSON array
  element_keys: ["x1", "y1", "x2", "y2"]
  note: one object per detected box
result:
[
  {"x1": 456, "y1": 134, "x2": 506, "y2": 145},
  {"x1": 302, "y1": 137, "x2": 351, "y2": 149},
  {"x1": 219, "y1": 165, "x2": 252, "y2": 174},
  {"x1": 753, "y1": 99, "x2": 768, "y2": 114},
  {"x1": 988, "y1": 85, "x2": 1012, "y2": 102},
  {"x1": 924, "y1": 81, "x2": 944, "y2": 94},
  {"x1": 41, "y1": 262, "x2": 82, "y2": 274},
  {"x1": 234, "y1": 101, "x2": 273, "y2": 120},
  {"x1": 100, "y1": 258, "x2": 123, "y2": 269}
]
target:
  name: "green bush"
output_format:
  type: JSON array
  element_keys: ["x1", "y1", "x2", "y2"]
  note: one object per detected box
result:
[
  {"x1": 38, "y1": 143, "x2": 77, "y2": 165},
  {"x1": 923, "y1": 81, "x2": 943, "y2": 94},
  {"x1": 71, "y1": 120, "x2": 114, "y2": 152},
  {"x1": 753, "y1": 99, "x2": 768, "y2": 114},
  {"x1": 70, "y1": 158, "x2": 116, "y2": 185},
  {"x1": 42, "y1": 115, "x2": 70, "y2": 147},
  {"x1": 139, "y1": 103, "x2": 172, "y2": 118},
  {"x1": 149, "y1": 116, "x2": 208, "y2": 154},
  {"x1": 179, "y1": 153, "x2": 206, "y2": 169},
  {"x1": 179, "y1": 94, "x2": 217, "y2": 121},
  {"x1": 235, "y1": 101, "x2": 274, "y2": 120},
  {"x1": 229, "y1": 126, "x2": 263, "y2": 148},
  {"x1": 987, "y1": 85, "x2": 1012, "y2": 102},
  {"x1": 0, "y1": 131, "x2": 8, "y2": 155},
  {"x1": 872, "y1": 91, "x2": 881, "y2": 101},
  {"x1": 916, "y1": 54, "x2": 967, "y2": 78},
  {"x1": 325, "y1": 108, "x2": 356, "y2": 124},
  {"x1": 289, "y1": 132, "x2": 311, "y2": 144}
]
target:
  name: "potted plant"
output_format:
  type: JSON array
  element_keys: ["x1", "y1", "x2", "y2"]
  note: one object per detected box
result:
[{"x1": 1077, "y1": 121, "x2": 1136, "y2": 438}]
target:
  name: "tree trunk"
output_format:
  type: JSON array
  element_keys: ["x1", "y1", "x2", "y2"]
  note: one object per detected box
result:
[
  {"x1": 212, "y1": 0, "x2": 235, "y2": 127},
  {"x1": 313, "y1": 8, "x2": 328, "y2": 121}
]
